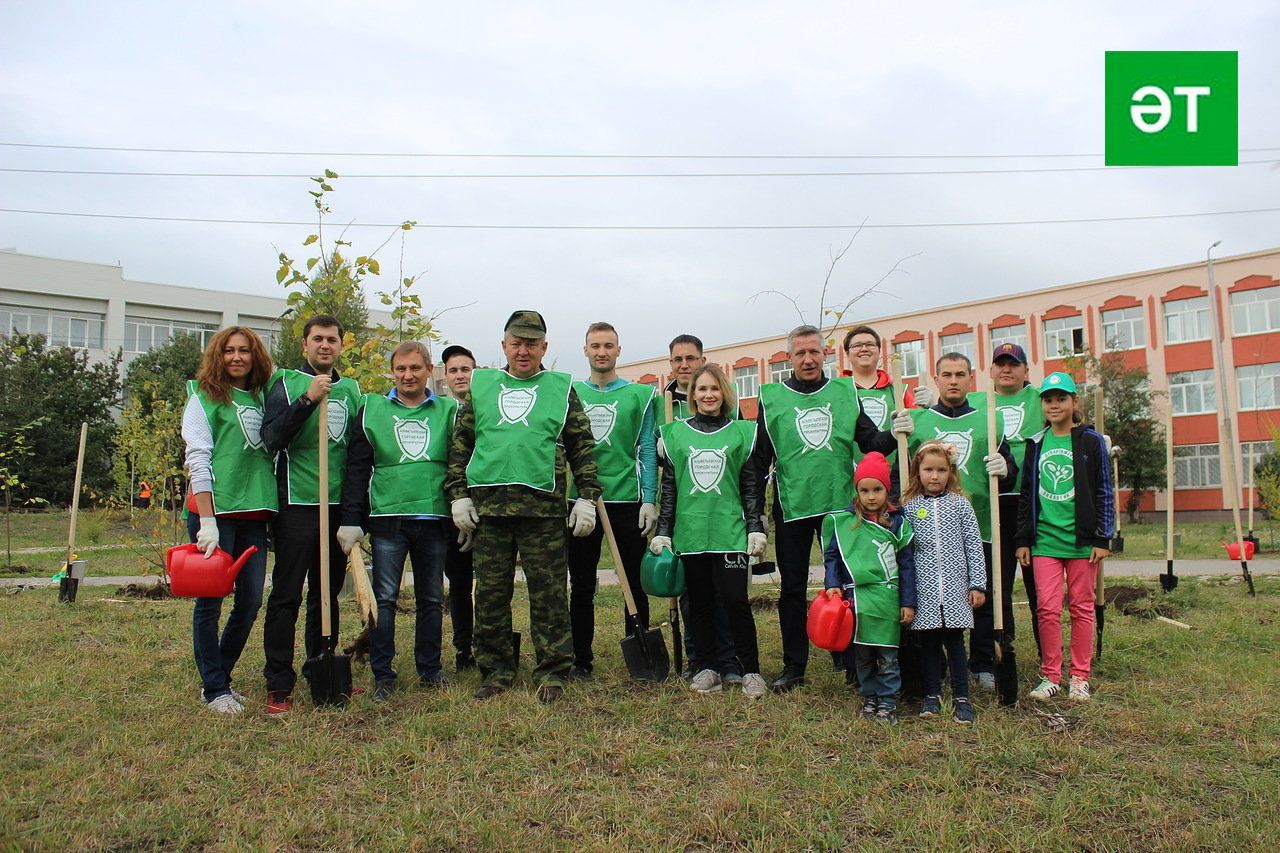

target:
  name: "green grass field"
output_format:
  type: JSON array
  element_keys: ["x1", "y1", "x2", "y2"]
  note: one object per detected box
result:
[{"x1": 2, "y1": 576, "x2": 1278, "y2": 850}]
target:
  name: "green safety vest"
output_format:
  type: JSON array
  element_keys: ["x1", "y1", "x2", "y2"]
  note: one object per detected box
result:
[
  {"x1": 467, "y1": 368, "x2": 573, "y2": 492},
  {"x1": 660, "y1": 419, "x2": 756, "y2": 554},
  {"x1": 572, "y1": 381, "x2": 655, "y2": 502},
  {"x1": 759, "y1": 378, "x2": 861, "y2": 522},
  {"x1": 852, "y1": 384, "x2": 898, "y2": 467},
  {"x1": 186, "y1": 380, "x2": 277, "y2": 515},
  {"x1": 907, "y1": 405, "x2": 996, "y2": 541},
  {"x1": 278, "y1": 369, "x2": 361, "y2": 505},
  {"x1": 821, "y1": 510, "x2": 914, "y2": 648},
  {"x1": 969, "y1": 384, "x2": 1041, "y2": 495},
  {"x1": 361, "y1": 393, "x2": 457, "y2": 517}
]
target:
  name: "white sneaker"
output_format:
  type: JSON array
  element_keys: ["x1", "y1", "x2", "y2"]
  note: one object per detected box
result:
[
  {"x1": 974, "y1": 672, "x2": 996, "y2": 691},
  {"x1": 741, "y1": 673, "x2": 768, "y2": 699},
  {"x1": 689, "y1": 669, "x2": 722, "y2": 694},
  {"x1": 1068, "y1": 678, "x2": 1092, "y2": 702},
  {"x1": 1028, "y1": 679, "x2": 1062, "y2": 702},
  {"x1": 229, "y1": 688, "x2": 247, "y2": 704},
  {"x1": 207, "y1": 694, "x2": 244, "y2": 715}
]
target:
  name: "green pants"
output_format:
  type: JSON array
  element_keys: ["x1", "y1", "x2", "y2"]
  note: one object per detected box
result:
[{"x1": 473, "y1": 516, "x2": 573, "y2": 688}]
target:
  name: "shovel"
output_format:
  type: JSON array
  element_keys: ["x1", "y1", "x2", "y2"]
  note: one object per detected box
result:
[
  {"x1": 346, "y1": 545, "x2": 377, "y2": 626},
  {"x1": 662, "y1": 391, "x2": 683, "y2": 676},
  {"x1": 58, "y1": 423, "x2": 89, "y2": 604},
  {"x1": 1160, "y1": 404, "x2": 1179, "y2": 592},
  {"x1": 599, "y1": 497, "x2": 669, "y2": 681},
  {"x1": 1093, "y1": 389, "x2": 1107, "y2": 659},
  {"x1": 305, "y1": 394, "x2": 353, "y2": 707},
  {"x1": 1110, "y1": 452, "x2": 1125, "y2": 553},
  {"x1": 888, "y1": 355, "x2": 911, "y2": 487},
  {"x1": 986, "y1": 393, "x2": 1017, "y2": 706}
]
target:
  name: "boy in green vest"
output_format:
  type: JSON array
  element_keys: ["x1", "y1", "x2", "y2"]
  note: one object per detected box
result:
[
  {"x1": 566, "y1": 322, "x2": 658, "y2": 679},
  {"x1": 261, "y1": 314, "x2": 361, "y2": 714},
  {"x1": 446, "y1": 310, "x2": 603, "y2": 704},
  {"x1": 440, "y1": 344, "x2": 478, "y2": 671},
  {"x1": 337, "y1": 341, "x2": 458, "y2": 702}
]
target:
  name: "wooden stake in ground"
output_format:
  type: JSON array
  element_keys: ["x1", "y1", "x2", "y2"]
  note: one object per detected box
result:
[
  {"x1": 1161, "y1": 403, "x2": 1179, "y2": 592},
  {"x1": 986, "y1": 392, "x2": 1017, "y2": 705},
  {"x1": 58, "y1": 423, "x2": 89, "y2": 604},
  {"x1": 1093, "y1": 388, "x2": 1107, "y2": 658},
  {"x1": 662, "y1": 390, "x2": 682, "y2": 676},
  {"x1": 887, "y1": 353, "x2": 910, "y2": 487}
]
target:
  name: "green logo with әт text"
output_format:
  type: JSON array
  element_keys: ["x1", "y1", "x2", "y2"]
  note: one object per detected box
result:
[{"x1": 1105, "y1": 51, "x2": 1237, "y2": 166}]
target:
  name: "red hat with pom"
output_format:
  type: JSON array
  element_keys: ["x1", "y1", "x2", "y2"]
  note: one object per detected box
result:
[{"x1": 854, "y1": 452, "x2": 891, "y2": 490}]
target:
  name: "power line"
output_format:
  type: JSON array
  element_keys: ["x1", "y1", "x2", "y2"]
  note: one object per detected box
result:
[
  {"x1": 3, "y1": 140, "x2": 1279, "y2": 160},
  {"x1": 2, "y1": 205, "x2": 1277, "y2": 230},
  {"x1": 2, "y1": 161, "x2": 1277, "y2": 179}
]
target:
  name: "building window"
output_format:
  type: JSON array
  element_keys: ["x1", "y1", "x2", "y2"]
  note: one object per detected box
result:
[
  {"x1": 0, "y1": 304, "x2": 105, "y2": 349},
  {"x1": 1242, "y1": 440, "x2": 1274, "y2": 488},
  {"x1": 1101, "y1": 305, "x2": 1146, "y2": 350},
  {"x1": 990, "y1": 323, "x2": 1027, "y2": 352},
  {"x1": 1238, "y1": 362, "x2": 1280, "y2": 411},
  {"x1": 733, "y1": 365, "x2": 759, "y2": 400},
  {"x1": 123, "y1": 316, "x2": 217, "y2": 354},
  {"x1": 939, "y1": 331, "x2": 976, "y2": 364},
  {"x1": 769, "y1": 361, "x2": 791, "y2": 383},
  {"x1": 894, "y1": 340, "x2": 925, "y2": 378},
  {"x1": 1043, "y1": 315, "x2": 1084, "y2": 359},
  {"x1": 1231, "y1": 286, "x2": 1280, "y2": 335},
  {"x1": 823, "y1": 353, "x2": 837, "y2": 379},
  {"x1": 245, "y1": 325, "x2": 278, "y2": 350},
  {"x1": 1169, "y1": 369, "x2": 1217, "y2": 415},
  {"x1": 1164, "y1": 296, "x2": 1210, "y2": 344},
  {"x1": 1174, "y1": 444, "x2": 1221, "y2": 489}
]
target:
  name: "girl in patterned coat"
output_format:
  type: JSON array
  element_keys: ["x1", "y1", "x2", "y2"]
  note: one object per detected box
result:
[{"x1": 902, "y1": 441, "x2": 987, "y2": 724}]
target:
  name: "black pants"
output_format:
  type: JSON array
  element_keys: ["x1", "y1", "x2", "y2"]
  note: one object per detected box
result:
[
  {"x1": 970, "y1": 539, "x2": 1019, "y2": 674},
  {"x1": 998, "y1": 493, "x2": 1041, "y2": 658},
  {"x1": 683, "y1": 552, "x2": 759, "y2": 675},
  {"x1": 565, "y1": 501, "x2": 650, "y2": 671},
  {"x1": 444, "y1": 520, "x2": 474, "y2": 660},
  {"x1": 680, "y1": 588, "x2": 737, "y2": 674},
  {"x1": 773, "y1": 511, "x2": 825, "y2": 673},
  {"x1": 918, "y1": 628, "x2": 970, "y2": 700},
  {"x1": 262, "y1": 505, "x2": 347, "y2": 695}
]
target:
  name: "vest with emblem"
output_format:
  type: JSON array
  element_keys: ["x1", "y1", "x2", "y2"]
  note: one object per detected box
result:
[
  {"x1": 186, "y1": 380, "x2": 277, "y2": 515},
  {"x1": 852, "y1": 384, "x2": 897, "y2": 467},
  {"x1": 572, "y1": 381, "x2": 655, "y2": 502},
  {"x1": 969, "y1": 384, "x2": 1040, "y2": 495},
  {"x1": 660, "y1": 419, "x2": 756, "y2": 554},
  {"x1": 467, "y1": 368, "x2": 573, "y2": 492},
  {"x1": 821, "y1": 510, "x2": 914, "y2": 647},
  {"x1": 278, "y1": 369, "x2": 361, "y2": 505},
  {"x1": 907, "y1": 406, "x2": 994, "y2": 540},
  {"x1": 760, "y1": 377, "x2": 861, "y2": 522},
  {"x1": 362, "y1": 393, "x2": 457, "y2": 517}
]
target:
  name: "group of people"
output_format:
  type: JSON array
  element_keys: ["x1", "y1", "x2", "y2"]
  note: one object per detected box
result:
[{"x1": 182, "y1": 309, "x2": 1114, "y2": 720}]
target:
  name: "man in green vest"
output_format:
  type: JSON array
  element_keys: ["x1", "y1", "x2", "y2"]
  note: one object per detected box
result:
[
  {"x1": 754, "y1": 324, "x2": 916, "y2": 692},
  {"x1": 446, "y1": 310, "x2": 603, "y2": 704},
  {"x1": 907, "y1": 351, "x2": 1018, "y2": 692},
  {"x1": 441, "y1": 344, "x2": 478, "y2": 671},
  {"x1": 566, "y1": 321, "x2": 658, "y2": 680},
  {"x1": 261, "y1": 314, "x2": 362, "y2": 714},
  {"x1": 337, "y1": 341, "x2": 458, "y2": 702}
]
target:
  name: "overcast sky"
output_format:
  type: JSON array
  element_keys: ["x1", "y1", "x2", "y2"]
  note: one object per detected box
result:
[{"x1": 2, "y1": 2, "x2": 1277, "y2": 370}]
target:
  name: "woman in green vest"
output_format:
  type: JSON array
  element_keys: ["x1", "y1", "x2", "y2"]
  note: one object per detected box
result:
[
  {"x1": 651, "y1": 365, "x2": 768, "y2": 698},
  {"x1": 181, "y1": 326, "x2": 278, "y2": 715}
]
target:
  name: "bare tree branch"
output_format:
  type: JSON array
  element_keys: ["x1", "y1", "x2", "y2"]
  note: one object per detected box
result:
[
  {"x1": 820, "y1": 251, "x2": 921, "y2": 343},
  {"x1": 815, "y1": 219, "x2": 867, "y2": 329},
  {"x1": 746, "y1": 289, "x2": 808, "y2": 328}
]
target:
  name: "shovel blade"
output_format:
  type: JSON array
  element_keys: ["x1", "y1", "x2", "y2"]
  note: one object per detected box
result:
[
  {"x1": 996, "y1": 641, "x2": 1018, "y2": 706},
  {"x1": 619, "y1": 627, "x2": 669, "y2": 682},
  {"x1": 304, "y1": 648, "x2": 353, "y2": 707},
  {"x1": 1111, "y1": 534, "x2": 1125, "y2": 555},
  {"x1": 1159, "y1": 572, "x2": 1179, "y2": 592},
  {"x1": 58, "y1": 577, "x2": 79, "y2": 603}
]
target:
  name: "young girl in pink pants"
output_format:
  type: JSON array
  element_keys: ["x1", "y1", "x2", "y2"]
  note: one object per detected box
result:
[{"x1": 1014, "y1": 372, "x2": 1114, "y2": 702}]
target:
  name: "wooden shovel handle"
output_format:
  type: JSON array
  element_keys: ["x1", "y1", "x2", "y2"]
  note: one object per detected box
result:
[
  {"x1": 66, "y1": 422, "x2": 88, "y2": 565},
  {"x1": 985, "y1": 391, "x2": 1004, "y2": 634},
  {"x1": 318, "y1": 395, "x2": 333, "y2": 638},
  {"x1": 598, "y1": 497, "x2": 641, "y2": 618},
  {"x1": 1165, "y1": 403, "x2": 1175, "y2": 562},
  {"x1": 887, "y1": 354, "x2": 910, "y2": 488}
]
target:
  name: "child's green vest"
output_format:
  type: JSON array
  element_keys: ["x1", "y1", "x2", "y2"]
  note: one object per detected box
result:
[
  {"x1": 466, "y1": 369, "x2": 573, "y2": 492},
  {"x1": 969, "y1": 384, "x2": 1041, "y2": 495},
  {"x1": 572, "y1": 381, "x2": 655, "y2": 502},
  {"x1": 821, "y1": 511, "x2": 914, "y2": 648},
  {"x1": 186, "y1": 380, "x2": 277, "y2": 515},
  {"x1": 660, "y1": 419, "x2": 756, "y2": 554},
  {"x1": 361, "y1": 393, "x2": 457, "y2": 517},
  {"x1": 277, "y1": 369, "x2": 361, "y2": 505},
  {"x1": 759, "y1": 377, "x2": 860, "y2": 522},
  {"x1": 907, "y1": 405, "x2": 996, "y2": 541}
]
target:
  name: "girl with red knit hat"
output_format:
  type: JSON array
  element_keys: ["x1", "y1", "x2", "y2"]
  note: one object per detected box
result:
[{"x1": 821, "y1": 451, "x2": 917, "y2": 723}]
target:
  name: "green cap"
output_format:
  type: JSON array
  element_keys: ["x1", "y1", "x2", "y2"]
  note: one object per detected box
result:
[
  {"x1": 1040, "y1": 371, "x2": 1078, "y2": 396},
  {"x1": 504, "y1": 310, "x2": 547, "y2": 339}
]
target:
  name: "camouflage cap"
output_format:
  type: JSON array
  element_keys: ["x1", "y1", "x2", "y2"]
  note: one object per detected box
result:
[{"x1": 504, "y1": 310, "x2": 547, "y2": 339}]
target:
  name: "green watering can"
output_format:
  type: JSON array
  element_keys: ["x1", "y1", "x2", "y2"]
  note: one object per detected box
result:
[{"x1": 640, "y1": 548, "x2": 685, "y2": 598}]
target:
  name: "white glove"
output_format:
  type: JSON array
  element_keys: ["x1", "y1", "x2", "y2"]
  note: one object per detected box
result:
[
  {"x1": 451, "y1": 498, "x2": 478, "y2": 534},
  {"x1": 984, "y1": 452, "x2": 1008, "y2": 478},
  {"x1": 649, "y1": 535, "x2": 673, "y2": 556},
  {"x1": 638, "y1": 502, "x2": 658, "y2": 537},
  {"x1": 891, "y1": 410, "x2": 915, "y2": 436},
  {"x1": 196, "y1": 517, "x2": 219, "y2": 558},
  {"x1": 567, "y1": 497, "x2": 597, "y2": 538},
  {"x1": 912, "y1": 385, "x2": 936, "y2": 407},
  {"x1": 457, "y1": 529, "x2": 474, "y2": 553},
  {"x1": 747, "y1": 532, "x2": 767, "y2": 558},
  {"x1": 336, "y1": 525, "x2": 365, "y2": 555}
]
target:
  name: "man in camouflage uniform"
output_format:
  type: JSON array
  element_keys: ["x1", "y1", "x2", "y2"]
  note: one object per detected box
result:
[{"x1": 446, "y1": 310, "x2": 602, "y2": 704}]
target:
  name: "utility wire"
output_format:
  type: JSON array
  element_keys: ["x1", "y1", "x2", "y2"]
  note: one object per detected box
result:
[
  {"x1": 1, "y1": 206, "x2": 1277, "y2": 230},
  {"x1": 2, "y1": 140, "x2": 1279, "y2": 160}
]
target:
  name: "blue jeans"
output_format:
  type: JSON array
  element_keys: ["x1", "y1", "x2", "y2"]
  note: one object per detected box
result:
[
  {"x1": 371, "y1": 519, "x2": 446, "y2": 684},
  {"x1": 187, "y1": 514, "x2": 269, "y2": 703},
  {"x1": 853, "y1": 644, "x2": 901, "y2": 707}
]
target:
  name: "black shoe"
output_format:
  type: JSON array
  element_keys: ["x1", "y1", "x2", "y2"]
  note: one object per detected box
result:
[
  {"x1": 680, "y1": 666, "x2": 696, "y2": 681},
  {"x1": 770, "y1": 667, "x2": 806, "y2": 693},
  {"x1": 568, "y1": 665, "x2": 592, "y2": 682},
  {"x1": 953, "y1": 698, "x2": 976, "y2": 725},
  {"x1": 919, "y1": 695, "x2": 942, "y2": 717},
  {"x1": 419, "y1": 673, "x2": 449, "y2": 689},
  {"x1": 861, "y1": 697, "x2": 878, "y2": 720},
  {"x1": 474, "y1": 684, "x2": 506, "y2": 700},
  {"x1": 537, "y1": 685, "x2": 564, "y2": 705},
  {"x1": 455, "y1": 653, "x2": 477, "y2": 672},
  {"x1": 372, "y1": 680, "x2": 395, "y2": 703},
  {"x1": 875, "y1": 704, "x2": 899, "y2": 725}
]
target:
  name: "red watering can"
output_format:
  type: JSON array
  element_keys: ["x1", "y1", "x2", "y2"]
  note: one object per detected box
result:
[
  {"x1": 1222, "y1": 540, "x2": 1256, "y2": 561},
  {"x1": 166, "y1": 543, "x2": 258, "y2": 598},
  {"x1": 807, "y1": 589, "x2": 854, "y2": 652}
]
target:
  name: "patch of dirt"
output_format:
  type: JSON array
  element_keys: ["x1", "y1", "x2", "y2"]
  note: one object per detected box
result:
[
  {"x1": 748, "y1": 593, "x2": 779, "y2": 611},
  {"x1": 1105, "y1": 584, "x2": 1180, "y2": 618},
  {"x1": 343, "y1": 624, "x2": 372, "y2": 661},
  {"x1": 115, "y1": 581, "x2": 174, "y2": 600},
  {"x1": 2, "y1": 564, "x2": 32, "y2": 574}
]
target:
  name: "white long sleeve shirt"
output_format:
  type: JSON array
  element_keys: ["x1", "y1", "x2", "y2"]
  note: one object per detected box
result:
[{"x1": 181, "y1": 395, "x2": 215, "y2": 494}]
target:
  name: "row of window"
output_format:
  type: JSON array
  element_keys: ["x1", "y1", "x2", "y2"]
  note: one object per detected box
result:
[
  {"x1": 0, "y1": 305, "x2": 107, "y2": 349},
  {"x1": 1169, "y1": 363, "x2": 1280, "y2": 414},
  {"x1": 1176, "y1": 441, "x2": 1272, "y2": 489},
  {"x1": 734, "y1": 355, "x2": 838, "y2": 399}
]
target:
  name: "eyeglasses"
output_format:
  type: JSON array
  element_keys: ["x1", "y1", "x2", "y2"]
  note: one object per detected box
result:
[
  {"x1": 670, "y1": 355, "x2": 702, "y2": 364},
  {"x1": 846, "y1": 342, "x2": 879, "y2": 352}
]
